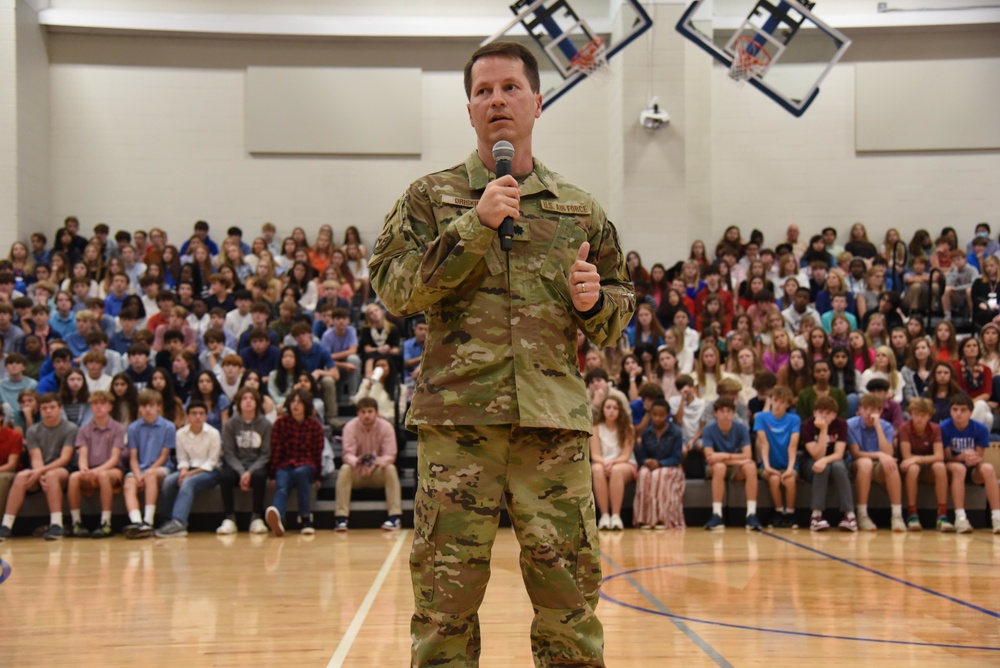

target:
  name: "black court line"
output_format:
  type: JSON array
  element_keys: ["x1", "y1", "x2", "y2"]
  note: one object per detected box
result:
[
  {"x1": 601, "y1": 551, "x2": 734, "y2": 668},
  {"x1": 762, "y1": 531, "x2": 1000, "y2": 619}
]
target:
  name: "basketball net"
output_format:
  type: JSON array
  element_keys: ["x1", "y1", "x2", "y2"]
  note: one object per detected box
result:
[
  {"x1": 729, "y1": 35, "x2": 771, "y2": 82},
  {"x1": 569, "y1": 36, "x2": 610, "y2": 81}
]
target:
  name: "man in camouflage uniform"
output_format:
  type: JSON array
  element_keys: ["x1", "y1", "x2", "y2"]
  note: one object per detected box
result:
[{"x1": 369, "y1": 41, "x2": 634, "y2": 668}]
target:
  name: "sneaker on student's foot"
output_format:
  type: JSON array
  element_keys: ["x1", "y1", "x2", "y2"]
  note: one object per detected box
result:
[
  {"x1": 891, "y1": 516, "x2": 907, "y2": 533},
  {"x1": 906, "y1": 514, "x2": 922, "y2": 531},
  {"x1": 955, "y1": 517, "x2": 973, "y2": 534},
  {"x1": 300, "y1": 517, "x2": 315, "y2": 536},
  {"x1": 249, "y1": 518, "x2": 268, "y2": 535},
  {"x1": 937, "y1": 515, "x2": 956, "y2": 533},
  {"x1": 704, "y1": 514, "x2": 725, "y2": 531},
  {"x1": 838, "y1": 516, "x2": 858, "y2": 532},
  {"x1": 381, "y1": 516, "x2": 401, "y2": 531},
  {"x1": 69, "y1": 522, "x2": 90, "y2": 538},
  {"x1": 216, "y1": 518, "x2": 237, "y2": 535},
  {"x1": 91, "y1": 522, "x2": 113, "y2": 539},
  {"x1": 810, "y1": 516, "x2": 830, "y2": 532},
  {"x1": 858, "y1": 515, "x2": 878, "y2": 532},
  {"x1": 0, "y1": 525, "x2": 10, "y2": 541},
  {"x1": 126, "y1": 522, "x2": 153, "y2": 539},
  {"x1": 597, "y1": 514, "x2": 611, "y2": 530},
  {"x1": 334, "y1": 517, "x2": 349, "y2": 532},
  {"x1": 746, "y1": 514, "x2": 762, "y2": 532},
  {"x1": 788, "y1": 513, "x2": 800, "y2": 530},
  {"x1": 265, "y1": 506, "x2": 285, "y2": 537},
  {"x1": 154, "y1": 519, "x2": 188, "y2": 538},
  {"x1": 993, "y1": 516, "x2": 1000, "y2": 534},
  {"x1": 43, "y1": 524, "x2": 64, "y2": 541},
  {"x1": 609, "y1": 514, "x2": 625, "y2": 531}
]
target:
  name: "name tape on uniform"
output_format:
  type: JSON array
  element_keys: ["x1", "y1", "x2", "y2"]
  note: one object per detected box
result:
[{"x1": 540, "y1": 202, "x2": 590, "y2": 215}]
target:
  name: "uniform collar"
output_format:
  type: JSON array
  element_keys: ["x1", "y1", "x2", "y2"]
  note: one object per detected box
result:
[{"x1": 465, "y1": 151, "x2": 559, "y2": 198}]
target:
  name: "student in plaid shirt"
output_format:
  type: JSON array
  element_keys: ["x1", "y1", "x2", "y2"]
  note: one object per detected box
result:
[{"x1": 265, "y1": 388, "x2": 324, "y2": 537}]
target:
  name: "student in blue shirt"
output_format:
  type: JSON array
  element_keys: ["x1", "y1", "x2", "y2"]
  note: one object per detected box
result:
[
  {"x1": 941, "y1": 394, "x2": 1000, "y2": 534},
  {"x1": 847, "y1": 393, "x2": 904, "y2": 532},
  {"x1": 754, "y1": 385, "x2": 800, "y2": 528},
  {"x1": 122, "y1": 389, "x2": 177, "y2": 539},
  {"x1": 292, "y1": 322, "x2": 339, "y2": 425},
  {"x1": 703, "y1": 397, "x2": 760, "y2": 531}
]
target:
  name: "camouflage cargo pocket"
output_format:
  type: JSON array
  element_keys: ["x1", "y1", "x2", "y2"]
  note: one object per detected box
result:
[{"x1": 410, "y1": 492, "x2": 441, "y2": 604}]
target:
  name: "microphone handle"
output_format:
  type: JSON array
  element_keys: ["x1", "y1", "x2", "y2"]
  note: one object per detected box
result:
[
  {"x1": 494, "y1": 158, "x2": 515, "y2": 253},
  {"x1": 499, "y1": 217, "x2": 514, "y2": 252}
]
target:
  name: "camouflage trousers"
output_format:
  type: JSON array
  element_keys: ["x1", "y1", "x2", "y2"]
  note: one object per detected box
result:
[{"x1": 410, "y1": 424, "x2": 605, "y2": 668}]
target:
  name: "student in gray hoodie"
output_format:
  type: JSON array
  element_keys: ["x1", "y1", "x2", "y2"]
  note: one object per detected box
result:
[{"x1": 216, "y1": 386, "x2": 272, "y2": 535}]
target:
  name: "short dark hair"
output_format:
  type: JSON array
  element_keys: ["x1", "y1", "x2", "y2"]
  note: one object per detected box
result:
[
  {"x1": 115, "y1": 230, "x2": 131, "y2": 242},
  {"x1": 865, "y1": 378, "x2": 890, "y2": 393},
  {"x1": 821, "y1": 227, "x2": 837, "y2": 237},
  {"x1": 163, "y1": 329, "x2": 185, "y2": 344},
  {"x1": 356, "y1": 396, "x2": 379, "y2": 412},
  {"x1": 752, "y1": 371, "x2": 777, "y2": 391},
  {"x1": 638, "y1": 382, "x2": 665, "y2": 400},
  {"x1": 194, "y1": 220, "x2": 209, "y2": 232},
  {"x1": 674, "y1": 374, "x2": 694, "y2": 391},
  {"x1": 38, "y1": 392, "x2": 61, "y2": 407},
  {"x1": 290, "y1": 322, "x2": 312, "y2": 337},
  {"x1": 186, "y1": 399, "x2": 208, "y2": 414},
  {"x1": 949, "y1": 393, "x2": 974, "y2": 410},
  {"x1": 649, "y1": 398, "x2": 671, "y2": 415},
  {"x1": 248, "y1": 327, "x2": 271, "y2": 342},
  {"x1": 584, "y1": 368, "x2": 609, "y2": 385},
  {"x1": 128, "y1": 342, "x2": 151, "y2": 357},
  {"x1": 234, "y1": 289, "x2": 253, "y2": 302},
  {"x1": 227, "y1": 226, "x2": 243, "y2": 238},
  {"x1": 464, "y1": 41, "x2": 540, "y2": 99},
  {"x1": 713, "y1": 397, "x2": 736, "y2": 412},
  {"x1": 51, "y1": 348, "x2": 72, "y2": 362}
]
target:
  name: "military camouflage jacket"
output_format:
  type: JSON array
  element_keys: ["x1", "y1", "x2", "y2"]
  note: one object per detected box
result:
[{"x1": 369, "y1": 151, "x2": 634, "y2": 433}]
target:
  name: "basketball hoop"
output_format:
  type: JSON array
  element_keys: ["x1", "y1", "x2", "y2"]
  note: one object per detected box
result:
[
  {"x1": 569, "y1": 36, "x2": 608, "y2": 77},
  {"x1": 729, "y1": 35, "x2": 771, "y2": 81}
]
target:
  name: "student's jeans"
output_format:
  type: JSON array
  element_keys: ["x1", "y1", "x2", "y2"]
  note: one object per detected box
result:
[
  {"x1": 162, "y1": 469, "x2": 221, "y2": 526},
  {"x1": 273, "y1": 465, "x2": 316, "y2": 519}
]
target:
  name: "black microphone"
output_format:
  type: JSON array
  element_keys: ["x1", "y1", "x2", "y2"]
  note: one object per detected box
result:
[{"x1": 492, "y1": 140, "x2": 516, "y2": 252}]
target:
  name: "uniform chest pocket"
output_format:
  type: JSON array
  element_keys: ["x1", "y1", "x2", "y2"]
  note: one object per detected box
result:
[{"x1": 540, "y1": 218, "x2": 587, "y2": 281}]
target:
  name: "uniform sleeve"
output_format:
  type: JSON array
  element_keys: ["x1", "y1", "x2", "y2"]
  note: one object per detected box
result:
[
  {"x1": 369, "y1": 182, "x2": 496, "y2": 318},
  {"x1": 574, "y1": 206, "x2": 635, "y2": 347}
]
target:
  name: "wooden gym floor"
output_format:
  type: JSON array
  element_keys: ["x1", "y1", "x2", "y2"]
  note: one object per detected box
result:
[{"x1": 1, "y1": 527, "x2": 998, "y2": 666}]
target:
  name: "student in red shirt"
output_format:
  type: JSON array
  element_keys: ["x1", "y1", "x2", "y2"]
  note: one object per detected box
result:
[
  {"x1": 897, "y1": 398, "x2": 949, "y2": 532},
  {"x1": 265, "y1": 388, "x2": 324, "y2": 537},
  {"x1": 0, "y1": 409, "x2": 24, "y2": 514}
]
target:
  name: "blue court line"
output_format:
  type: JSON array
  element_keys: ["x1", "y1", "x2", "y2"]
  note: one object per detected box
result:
[
  {"x1": 762, "y1": 531, "x2": 1000, "y2": 620},
  {"x1": 602, "y1": 552, "x2": 734, "y2": 668},
  {"x1": 599, "y1": 558, "x2": 1000, "y2": 652}
]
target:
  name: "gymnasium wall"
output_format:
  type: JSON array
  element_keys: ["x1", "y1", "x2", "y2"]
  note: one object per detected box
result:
[{"x1": 29, "y1": 3, "x2": 1000, "y2": 266}]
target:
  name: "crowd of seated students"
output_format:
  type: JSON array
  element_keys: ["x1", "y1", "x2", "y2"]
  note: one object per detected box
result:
[
  {"x1": 0, "y1": 217, "x2": 421, "y2": 541},
  {"x1": 1, "y1": 217, "x2": 998, "y2": 539},
  {"x1": 587, "y1": 221, "x2": 1000, "y2": 534}
]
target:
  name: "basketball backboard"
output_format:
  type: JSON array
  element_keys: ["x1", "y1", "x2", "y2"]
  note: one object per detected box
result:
[
  {"x1": 676, "y1": 0, "x2": 851, "y2": 116},
  {"x1": 482, "y1": 0, "x2": 654, "y2": 109}
]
